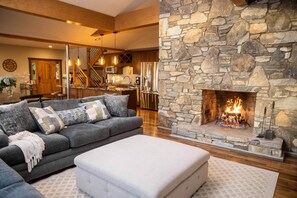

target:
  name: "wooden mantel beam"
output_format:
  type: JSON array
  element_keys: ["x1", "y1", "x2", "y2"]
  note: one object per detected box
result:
[
  {"x1": 0, "y1": 0, "x2": 115, "y2": 32},
  {"x1": 230, "y1": 0, "x2": 249, "y2": 6}
]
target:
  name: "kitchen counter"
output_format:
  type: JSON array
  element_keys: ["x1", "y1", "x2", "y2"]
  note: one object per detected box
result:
[{"x1": 69, "y1": 86, "x2": 137, "y2": 110}]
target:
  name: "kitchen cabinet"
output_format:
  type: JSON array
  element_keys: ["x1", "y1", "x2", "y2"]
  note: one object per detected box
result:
[
  {"x1": 132, "y1": 50, "x2": 159, "y2": 74},
  {"x1": 101, "y1": 50, "x2": 159, "y2": 75},
  {"x1": 69, "y1": 87, "x2": 137, "y2": 110}
]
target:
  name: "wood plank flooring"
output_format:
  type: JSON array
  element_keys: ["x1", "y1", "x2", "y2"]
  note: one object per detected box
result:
[{"x1": 137, "y1": 108, "x2": 297, "y2": 198}]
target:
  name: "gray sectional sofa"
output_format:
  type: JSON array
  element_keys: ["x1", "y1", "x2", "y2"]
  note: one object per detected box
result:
[
  {"x1": 0, "y1": 95, "x2": 143, "y2": 183},
  {"x1": 0, "y1": 158, "x2": 44, "y2": 198}
]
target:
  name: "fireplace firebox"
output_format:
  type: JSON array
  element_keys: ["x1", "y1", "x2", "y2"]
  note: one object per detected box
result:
[{"x1": 201, "y1": 90, "x2": 257, "y2": 128}]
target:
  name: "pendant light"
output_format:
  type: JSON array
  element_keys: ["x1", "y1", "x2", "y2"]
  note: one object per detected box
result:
[
  {"x1": 112, "y1": 32, "x2": 118, "y2": 65},
  {"x1": 76, "y1": 47, "x2": 81, "y2": 66},
  {"x1": 68, "y1": 57, "x2": 72, "y2": 66},
  {"x1": 99, "y1": 34, "x2": 105, "y2": 65}
]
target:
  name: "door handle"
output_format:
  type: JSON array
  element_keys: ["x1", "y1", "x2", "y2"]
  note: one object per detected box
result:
[{"x1": 38, "y1": 76, "x2": 41, "y2": 81}]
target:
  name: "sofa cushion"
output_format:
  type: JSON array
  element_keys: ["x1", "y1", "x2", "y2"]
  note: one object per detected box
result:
[
  {"x1": 29, "y1": 106, "x2": 65, "y2": 135},
  {"x1": 56, "y1": 106, "x2": 88, "y2": 126},
  {"x1": 27, "y1": 101, "x2": 42, "y2": 108},
  {"x1": 0, "y1": 182, "x2": 44, "y2": 198},
  {"x1": 80, "y1": 95, "x2": 105, "y2": 103},
  {"x1": 80, "y1": 100, "x2": 111, "y2": 123},
  {"x1": 59, "y1": 123, "x2": 109, "y2": 148},
  {"x1": 0, "y1": 132, "x2": 70, "y2": 166},
  {"x1": 0, "y1": 158, "x2": 23, "y2": 189},
  {"x1": 0, "y1": 129, "x2": 8, "y2": 149},
  {"x1": 0, "y1": 100, "x2": 39, "y2": 136},
  {"x1": 104, "y1": 94, "x2": 129, "y2": 117},
  {"x1": 34, "y1": 132, "x2": 70, "y2": 156},
  {"x1": 95, "y1": 116, "x2": 143, "y2": 136},
  {"x1": 42, "y1": 99, "x2": 80, "y2": 111},
  {"x1": 0, "y1": 145, "x2": 24, "y2": 166}
]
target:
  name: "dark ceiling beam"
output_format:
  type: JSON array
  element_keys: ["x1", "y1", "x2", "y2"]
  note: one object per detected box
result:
[
  {"x1": 0, "y1": 33, "x2": 125, "y2": 51},
  {"x1": 0, "y1": 0, "x2": 115, "y2": 32},
  {"x1": 230, "y1": 0, "x2": 249, "y2": 6}
]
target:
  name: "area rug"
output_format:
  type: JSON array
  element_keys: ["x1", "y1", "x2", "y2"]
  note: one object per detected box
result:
[{"x1": 31, "y1": 157, "x2": 278, "y2": 198}]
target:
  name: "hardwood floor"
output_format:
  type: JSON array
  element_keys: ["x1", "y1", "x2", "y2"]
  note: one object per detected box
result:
[{"x1": 137, "y1": 108, "x2": 297, "y2": 198}]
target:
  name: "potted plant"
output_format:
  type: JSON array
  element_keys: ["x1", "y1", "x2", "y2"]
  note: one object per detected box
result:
[{"x1": 0, "y1": 76, "x2": 17, "y2": 97}]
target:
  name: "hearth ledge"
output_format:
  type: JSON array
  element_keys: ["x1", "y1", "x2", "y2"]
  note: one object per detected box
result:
[{"x1": 172, "y1": 123, "x2": 284, "y2": 161}]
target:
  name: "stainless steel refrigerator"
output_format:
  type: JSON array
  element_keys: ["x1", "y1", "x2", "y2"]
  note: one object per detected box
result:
[{"x1": 140, "y1": 62, "x2": 159, "y2": 110}]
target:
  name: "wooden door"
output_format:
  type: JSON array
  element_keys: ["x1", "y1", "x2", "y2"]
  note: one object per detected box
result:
[{"x1": 29, "y1": 59, "x2": 62, "y2": 96}]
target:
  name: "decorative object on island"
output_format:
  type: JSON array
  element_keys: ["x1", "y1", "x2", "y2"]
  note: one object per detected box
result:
[
  {"x1": 2, "y1": 59, "x2": 17, "y2": 72},
  {"x1": 0, "y1": 76, "x2": 16, "y2": 97}
]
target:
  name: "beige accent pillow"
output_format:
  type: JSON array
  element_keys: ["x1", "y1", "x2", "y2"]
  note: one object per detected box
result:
[
  {"x1": 29, "y1": 106, "x2": 65, "y2": 135},
  {"x1": 82, "y1": 100, "x2": 111, "y2": 122}
]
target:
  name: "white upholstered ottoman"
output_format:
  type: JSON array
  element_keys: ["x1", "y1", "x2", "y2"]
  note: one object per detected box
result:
[{"x1": 74, "y1": 135, "x2": 210, "y2": 198}]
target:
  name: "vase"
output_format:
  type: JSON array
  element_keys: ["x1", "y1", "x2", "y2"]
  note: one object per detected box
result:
[{"x1": 6, "y1": 86, "x2": 13, "y2": 98}]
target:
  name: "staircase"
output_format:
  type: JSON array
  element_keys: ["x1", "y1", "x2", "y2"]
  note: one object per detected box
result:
[{"x1": 72, "y1": 48, "x2": 105, "y2": 87}]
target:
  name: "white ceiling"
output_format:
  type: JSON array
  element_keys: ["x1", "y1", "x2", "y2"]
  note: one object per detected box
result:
[
  {"x1": 0, "y1": 0, "x2": 159, "y2": 51},
  {"x1": 60, "y1": 0, "x2": 159, "y2": 17}
]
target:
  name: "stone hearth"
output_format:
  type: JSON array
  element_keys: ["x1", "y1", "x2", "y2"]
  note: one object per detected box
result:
[
  {"x1": 158, "y1": 0, "x2": 297, "y2": 154},
  {"x1": 172, "y1": 122, "x2": 283, "y2": 160}
]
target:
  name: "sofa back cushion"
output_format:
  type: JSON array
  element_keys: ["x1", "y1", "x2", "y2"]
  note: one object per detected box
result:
[
  {"x1": 80, "y1": 95, "x2": 105, "y2": 104},
  {"x1": 0, "y1": 101, "x2": 39, "y2": 136},
  {"x1": 27, "y1": 101, "x2": 42, "y2": 108},
  {"x1": 42, "y1": 99, "x2": 80, "y2": 111},
  {"x1": 104, "y1": 94, "x2": 129, "y2": 117}
]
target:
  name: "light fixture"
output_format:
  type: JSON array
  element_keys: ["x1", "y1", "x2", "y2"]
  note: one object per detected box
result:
[
  {"x1": 76, "y1": 47, "x2": 81, "y2": 66},
  {"x1": 99, "y1": 34, "x2": 105, "y2": 65},
  {"x1": 48, "y1": 45, "x2": 52, "y2": 48},
  {"x1": 112, "y1": 32, "x2": 118, "y2": 65},
  {"x1": 68, "y1": 57, "x2": 72, "y2": 66}
]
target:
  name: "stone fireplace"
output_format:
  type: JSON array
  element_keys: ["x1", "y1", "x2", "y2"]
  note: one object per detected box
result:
[{"x1": 158, "y1": 0, "x2": 297, "y2": 157}]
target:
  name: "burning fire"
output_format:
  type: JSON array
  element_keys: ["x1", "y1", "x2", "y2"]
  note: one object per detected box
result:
[
  {"x1": 218, "y1": 96, "x2": 248, "y2": 128},
  {"x1": 225, "y1": 97, "x2": 243, "y2": 114}
]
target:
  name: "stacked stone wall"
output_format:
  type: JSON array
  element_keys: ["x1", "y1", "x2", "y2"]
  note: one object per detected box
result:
[{"x1": 158, "y1": 0, "x2": 297, "y2": 152}]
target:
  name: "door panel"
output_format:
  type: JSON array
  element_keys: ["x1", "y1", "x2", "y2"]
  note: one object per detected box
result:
[{"x1": 29, "y1": 59, "x2": 62, "y2": 96}]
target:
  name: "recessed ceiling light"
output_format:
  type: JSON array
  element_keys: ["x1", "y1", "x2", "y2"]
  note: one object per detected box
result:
[{"x1": 49, "y1": 45, "x2": 53, "y2": 48}]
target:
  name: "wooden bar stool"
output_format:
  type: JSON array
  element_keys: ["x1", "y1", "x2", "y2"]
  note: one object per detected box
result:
[{"x1": 57, "y1": 93, "x2": 67, "y2": 100}]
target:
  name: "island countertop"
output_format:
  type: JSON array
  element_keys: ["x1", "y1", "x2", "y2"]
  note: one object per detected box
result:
[{"x1": 69, "y1": 86, "x2": 137, "y2": 110}]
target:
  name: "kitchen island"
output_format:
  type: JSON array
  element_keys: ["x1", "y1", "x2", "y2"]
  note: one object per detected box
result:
[{"x1": 69, "y1": 86, "x2": 137, "y2": 110}]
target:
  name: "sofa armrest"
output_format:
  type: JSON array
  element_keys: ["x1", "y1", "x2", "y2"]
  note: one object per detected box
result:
[
  {"x1": 0, "y1": 129, "x2": 8, "y2": 149},
  {"x1": 128, "y1": 109, "x2": 136, "y2": 117}
]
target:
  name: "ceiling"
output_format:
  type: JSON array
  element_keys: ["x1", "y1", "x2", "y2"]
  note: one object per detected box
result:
[{"x1": 0, "y1": 0, "x2": 159, "y2": 51}]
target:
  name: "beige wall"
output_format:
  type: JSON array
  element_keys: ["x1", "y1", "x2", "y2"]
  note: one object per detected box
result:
[{"x1": 0, "y1": 44, "x2": 65, "y2": 93}]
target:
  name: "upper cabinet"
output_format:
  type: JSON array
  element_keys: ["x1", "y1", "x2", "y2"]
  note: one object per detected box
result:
[{"x1": 101, "y1": 50, "x2": 159, "y2": 74}]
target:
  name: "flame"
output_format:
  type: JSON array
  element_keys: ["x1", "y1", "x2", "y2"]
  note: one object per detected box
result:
[{"x1": 225, "y1": 97, "x2": 242, "y2": 114}]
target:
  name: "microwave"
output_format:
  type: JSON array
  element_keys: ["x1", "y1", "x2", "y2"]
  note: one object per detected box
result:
[{"x1": 105, "y1": 66, "x2": 117, "y2": 74}]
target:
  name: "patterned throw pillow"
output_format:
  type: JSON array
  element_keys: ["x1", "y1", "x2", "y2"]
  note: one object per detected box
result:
[
  {"x1": 29, "y1": 106, "x2": 65, "y2": 135},
  {"x1": 104, "y1": 94, "x2": 129, "y2": 117},
  {"x1": 81, "y1": 100, "x2": 111, "y2": 122},
  {"x1": 0, "y1": 100, "x2": 38, "y2": 136},
  {"x1": 56, "y1": 106, "x2": 87, "y2": 126}
]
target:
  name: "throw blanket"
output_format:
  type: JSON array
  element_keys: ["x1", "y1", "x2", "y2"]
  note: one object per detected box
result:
[{"x1": 9, "y1": 131, "x2": 45, "y2": 173}]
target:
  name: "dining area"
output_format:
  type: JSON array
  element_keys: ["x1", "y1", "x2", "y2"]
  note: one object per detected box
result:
[{"x1": 0, "y1": 77, "x2": 49, "y2": 105}]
